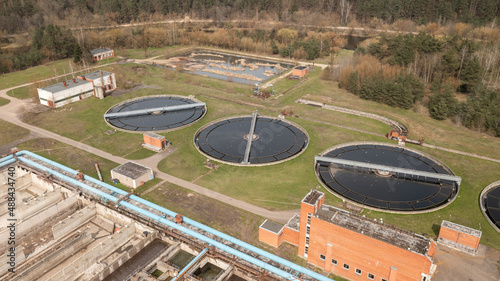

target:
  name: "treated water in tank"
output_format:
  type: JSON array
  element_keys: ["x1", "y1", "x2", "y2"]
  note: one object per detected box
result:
[
  {"x1": 106, "y1": 96, "x2": 205, "y2": 131},
  {"x1": 195, "y1": 117, "x2": 307, "y2": 164},
  {"x1": 484, "y1": 186, "x2": 500, "y2": 228},
  {"x1": 318, "y1": 145, "x2": 457, "y2": 211}
]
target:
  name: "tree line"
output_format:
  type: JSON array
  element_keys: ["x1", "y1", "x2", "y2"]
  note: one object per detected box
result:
[
  {"x1": 334, "y1": 33, "x2": 500, "y2": 136},
  {"x1": 1, "y1": 0, "x2": 499, "y2": 34},
  {"x1": 0, "y1": 23, "x2": 336, "y2": 73}
]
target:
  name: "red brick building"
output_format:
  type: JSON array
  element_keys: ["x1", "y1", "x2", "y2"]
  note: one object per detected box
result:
[
  {"x1": 437, "y1": 220, "x2": 481, "y2": 255},
  {"x1": 260, "y1": 190, "x2": 436, "y2": 281},
  {"x1": 143, "y1": 132, "x2": 168, "y2": 151}
]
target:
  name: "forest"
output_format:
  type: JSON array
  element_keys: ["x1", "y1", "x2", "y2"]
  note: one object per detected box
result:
[
  {"x1": 334, "y1": 33, "x2": 500, "y2": 136},
  {"x1": 1, "y1": 0, "x2": 499, "y2": 34}
]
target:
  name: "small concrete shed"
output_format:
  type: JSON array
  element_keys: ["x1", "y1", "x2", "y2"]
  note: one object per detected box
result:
[{"x1": 111, "y1": 162, "x2": 154, "y2": 189}]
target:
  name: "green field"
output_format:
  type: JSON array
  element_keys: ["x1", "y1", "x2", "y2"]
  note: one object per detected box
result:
[
  {"x1": 17, "y1": 138, "x2": 120, "y2": 185},
  {"x1": 3, "y1": 46, "x2": 500, "y2": 252},
  {"x1": 0, "y1": 120, "x2": 30, "y2": 146},
  {"x1": 0, "y1": 97, "x2": 10, "y2": 106},
  {"x1": 7, "y1": 86, "x2": 31, "y2": 99}
]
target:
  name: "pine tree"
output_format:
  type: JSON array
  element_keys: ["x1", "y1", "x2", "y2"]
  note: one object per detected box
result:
[{"x1": 73, "y1": 44, "x2": 83, "y2": 64}]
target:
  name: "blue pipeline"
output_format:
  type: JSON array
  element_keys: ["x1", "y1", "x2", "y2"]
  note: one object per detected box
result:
[
  {"x1": 171, "y1": 248, "x2": 208, "y2": 281},
  {"x1": 0, "y1": 158, "x2": 16, "y2": 168},
  {"x1": 119, "y1": 201, "x2": 301, "y2": 280},
  {"x1": 128, "y1": 197, "x2": 334, "y2": 281},
  {"x1": 0, "y1": 154, "x2": 14, "y2": 165},
  {"x1": 17, "y1": 156, "x2": 118, "y2": 203},
  {"x1": 16, "y1": 151, "x2": 129, "y2": 197},
  {"x1": 8, "y1": 152, "x2": 333, "y2": 281}
]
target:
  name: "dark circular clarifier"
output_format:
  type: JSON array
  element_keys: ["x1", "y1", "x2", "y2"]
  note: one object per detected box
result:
[
  {"x1": 195, "y1": 115, "x2": 308, "y2": 165},
  {"x1": 315, "y1": 143, "x2": 458, "y2": 212},
  {"x1": 482, "y1": 184, "x2": 500, "y2": 231},
  {"x1": 105, "y1": 96, "x2": 206, "y2": 132}
]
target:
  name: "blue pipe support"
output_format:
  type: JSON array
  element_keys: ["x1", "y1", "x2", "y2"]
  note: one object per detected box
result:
[
  {"x1": 7, "y1": 152, "x2": 333, "y2": 281},
  {"x1": 16, "y1": 151, "x2": 129, "y2": 197},
  {"x1": 127, "y1": 195, "x2": 334, "y2": 281},
  {"x1": 171, "y1": 248, "x2": 209, "y2": 281},
  {"x1": 0, "y1": 155, "x2": 14, "y2": 164},
  {"x1": 17, "y1": 156, "x2": 119, "y2": 203},
  {"x1": 119, "y1": 201, "x2": 301, "y2": 280},
  {"x1": 0, "y1": 158, "x2": 16, "y2": 168}
]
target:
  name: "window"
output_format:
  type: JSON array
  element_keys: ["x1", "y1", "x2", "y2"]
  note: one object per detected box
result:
[
  {"x1": 343, "y1": 264, "x2": 349, "y2": 270},
  {"x1": 381, "y1": 278, "x2": 387, "y2": 281},
  {"x1": 367, "y1": 273, "x2": 374, "y2": 280},
  {"x1": 355, "y1": 268, "x2": 362, "y2": 275},
  {"x1": 319, "y1": 254, "x2": 326, "y2": 261},
  {"x1": 331, "y1": 259, "x2": 337, "y2": 265}
]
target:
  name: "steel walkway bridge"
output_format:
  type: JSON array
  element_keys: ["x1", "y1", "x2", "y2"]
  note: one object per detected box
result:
[{"x1": 315, "y1": 156, "x2": 461, "y2": 186}]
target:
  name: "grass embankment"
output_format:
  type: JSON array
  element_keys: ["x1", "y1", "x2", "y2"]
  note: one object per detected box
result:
[
  {"x1": 0, "y1": 97, "x2": 10, "y2": 106},
  {"x1": 16, "y1": 138, "x2": 124, "y2": 188},
  {"x1": 0, "y1": 120, "x2": 30, "y2": 146},
  {"x1": 7, "y1": 86, "x2": 31, "y2": 99}
]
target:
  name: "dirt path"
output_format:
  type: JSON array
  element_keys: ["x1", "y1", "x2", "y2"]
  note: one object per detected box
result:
[{"x1": 0, "y1": 84, "x2": 298, "y2": 223}]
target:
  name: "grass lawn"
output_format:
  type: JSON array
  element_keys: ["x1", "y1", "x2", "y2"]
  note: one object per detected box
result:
[
  {"x1": 0, "y1": 120, "x2": 30, "y2": 146},
  {"x1": 0, "y1": 97, "x2": 10, "y2": 106},
  {"x1": 16, "y1": 138, "x2": 121, "y2": 186},
  {"x1": 7, "y1": 86, "x2": 31, "y2": 99}
]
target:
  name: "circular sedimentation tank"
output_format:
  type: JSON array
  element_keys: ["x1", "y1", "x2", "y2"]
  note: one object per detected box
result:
[
  {"x1": 104, "y1": 95, "x2": 206, "y2": 132},
  {"x1": 315, "y1": 142, "x2": 459, "y2": 213},
  {"x1": 480, "y1": 181, "x2": 500, "y2": 232},
  {"x1": 194, "y1": 114, "x2": 308, "y2": 166}
]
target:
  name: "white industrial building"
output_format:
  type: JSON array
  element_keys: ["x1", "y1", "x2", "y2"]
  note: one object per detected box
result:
[
  {"x1": 90, "y1": 47, "x2": 114, "y2": 61},
  {"x1": 37, "y1": 70, "x2": 116, "y2": 108},
  {"x1": 111, "y1": 161, "x2": 154, "y2": 189}
]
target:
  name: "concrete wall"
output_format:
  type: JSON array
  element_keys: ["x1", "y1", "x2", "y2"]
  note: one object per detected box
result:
[
  {"x1": 0, "y1": 172, "x2": 32, "y2": 198},
  {"x1": 96, "y1": 203, "x2": 135, "y2": 226},
  {"x1": 0, "y1": 190, "x2": 63, "y2": 223},
  {"x1": 46, "y1": 223, "x2": 136, "y2": 281},
  {"x1": 30, "y1": 172, "x2": 61, "y2": 193},
  {"x1": 52, "y1": 204, "x2": 97, "y2": 240},
  {"x1": 12, "y1": 231, "x2": 95, "y2": 281},
  {"x1": 0, "y1": 246, "x2": 25, "y2": 277},
  {"x1": 0, "y1": 195, "x2": 77, "y2": 249},
  {"x1": 90, "y1": 230, "x2": 158, "y2": 281}
]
